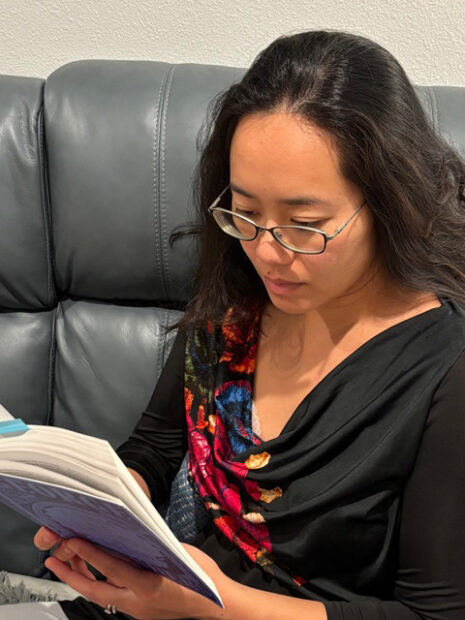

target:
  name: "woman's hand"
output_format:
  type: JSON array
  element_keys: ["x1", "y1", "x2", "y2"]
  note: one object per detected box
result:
[
  {"x1": 36, "y1": 530, "x2": 228, "y2": 620},
  {"x1": 34, "y1": 526, "x2": 96, "y2": 581}
]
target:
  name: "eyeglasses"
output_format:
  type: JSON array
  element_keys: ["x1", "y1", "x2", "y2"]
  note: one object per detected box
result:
[{"x1": 208, "y1": 185, "x2": 366, "y2": 254}]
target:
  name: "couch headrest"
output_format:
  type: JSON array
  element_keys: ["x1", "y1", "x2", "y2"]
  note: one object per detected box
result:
[{"x1": 44, "y1": 60, "x2": 245, "y2": 305}]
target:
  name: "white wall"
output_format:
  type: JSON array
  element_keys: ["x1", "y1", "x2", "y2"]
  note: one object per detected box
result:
[{"x1": 1, "y1": 0, "x2": 464, "y2": 86}]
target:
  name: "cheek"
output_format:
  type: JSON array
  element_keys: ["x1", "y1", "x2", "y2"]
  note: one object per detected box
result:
[
  {"x1": 299, "y1": 230, "x2": 369, "y2": 279},
  {"x1": 299, "y1": 242, "x2": 341, "y2": 274},
  {"x1": 318, "y1": 218, "x2": 377, "y2": 277},
  {"x1": 239, "y1": 240, "x2": 257, "y2": 265}
]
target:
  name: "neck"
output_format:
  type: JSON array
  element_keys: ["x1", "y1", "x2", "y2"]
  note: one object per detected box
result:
[{"x1": 261, "y1": 276, "x2": 437, "y2": 362}]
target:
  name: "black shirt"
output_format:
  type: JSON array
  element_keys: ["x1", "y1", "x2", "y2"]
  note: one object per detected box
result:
[{"x1": 116, "y1": 326, "x2": 465, "y2": 620}]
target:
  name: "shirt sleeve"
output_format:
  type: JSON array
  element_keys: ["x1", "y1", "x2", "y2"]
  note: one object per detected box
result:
[
  {"x1": 324, "y1": 348, "x2": 465, "y2": 620},
  {"x1": 116, "y1": 328, "x2": 188, "y2": 507}
]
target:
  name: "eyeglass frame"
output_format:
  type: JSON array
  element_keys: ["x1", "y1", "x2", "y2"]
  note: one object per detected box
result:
[{"x1": 207, "y1": 184, "x2": 367, "y2": 255}]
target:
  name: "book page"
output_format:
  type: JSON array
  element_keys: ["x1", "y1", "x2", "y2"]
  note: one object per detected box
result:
[
  {"x1": 0, "y1": 459, "x2": 117, "y2": 503},
  {"x1": 0, "y1": 436, "x2": 171, "y2": 544},
  {"x1": 0, "y1": 403, "x2": 14, "y2": 422}
]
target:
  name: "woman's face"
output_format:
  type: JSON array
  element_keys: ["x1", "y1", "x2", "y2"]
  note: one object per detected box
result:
[{"x1": 229, "y1": 110, "x2": 382, "y2": 316}]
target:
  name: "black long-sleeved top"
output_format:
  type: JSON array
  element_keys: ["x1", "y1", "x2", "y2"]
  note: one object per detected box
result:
[{"x1": 115, "y1": 325, "x2": 465, "y2": 620}]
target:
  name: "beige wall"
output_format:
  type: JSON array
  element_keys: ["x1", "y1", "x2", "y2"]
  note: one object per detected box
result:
[{"x1": 1, "y1": 0, "x2": 464, "y2": 86}]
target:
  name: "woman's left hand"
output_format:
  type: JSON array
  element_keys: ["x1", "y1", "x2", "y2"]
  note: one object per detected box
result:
[{"x1": 45, "y1": 537, "x2": 228, "y2": 619}]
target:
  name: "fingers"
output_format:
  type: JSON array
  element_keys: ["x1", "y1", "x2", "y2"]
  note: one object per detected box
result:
[
  {"x1": 45, "y1": 556, "x2": 132, "y2": 611},
  {"x1": 52, "y1": 540, "x2": 77, "y2": 562},
  {"x1": 34, "y1": 529, "x2": 96, "y2": 581},
  {"x1": 34, "y1": 527, "x2": 62, "y2": 551},
  {"x1": 50, "y1": 541, "x2": 96, "y2": 580},
  {"x1": 45, "y1": 540, "x2": 200, "y2": 620},
  {"x1": 69, "y1": 556, "x2": 97, "y2": 581},
  {"x1": 64, "y1": 538, "x2": 158, "y2": 593}
]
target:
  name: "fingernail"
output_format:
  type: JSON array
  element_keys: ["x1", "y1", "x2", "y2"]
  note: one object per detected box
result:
[{"x1": 44, "y1": 558, "x2": 56, "y2": 571}]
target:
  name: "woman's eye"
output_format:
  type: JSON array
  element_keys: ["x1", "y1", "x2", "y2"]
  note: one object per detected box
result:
[
  {"x1": 234, "y1": 208, "x2": 256, "y2": 217},
  {"x1": 292, "y1": 220, "x2": 325, "y2": 228}
]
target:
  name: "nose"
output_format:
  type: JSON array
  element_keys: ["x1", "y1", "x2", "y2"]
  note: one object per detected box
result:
[{"x1": 253, "y1": 228, "x2": 295, "y2": 264}]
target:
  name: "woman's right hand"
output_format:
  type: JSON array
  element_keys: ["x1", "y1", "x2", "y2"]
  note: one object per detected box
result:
[{"x1": 34, "y1": 526, "x2": 97, "y2": 580}]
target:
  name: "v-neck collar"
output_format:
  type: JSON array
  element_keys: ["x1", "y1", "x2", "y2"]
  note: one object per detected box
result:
[{"x1": 237, "y1": 295, "x2": 449, "y2": 460}]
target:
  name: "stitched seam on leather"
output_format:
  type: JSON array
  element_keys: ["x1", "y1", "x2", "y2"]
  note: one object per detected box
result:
[
  {"x1": 153, "y1": 74, "x2": 165, "y2": 301},
  {"x1": 160, "y1": 66, "x2": 175, "y2": 300},
  {"x1": 37, "y1": 101, "x2": 56, "y2": 308},
  {"x1": 45, "y1": 304, "x2": 58, "y2": 427},
  {"x1": 153, "y1": 68, "x2": 171, "y2": 301}
]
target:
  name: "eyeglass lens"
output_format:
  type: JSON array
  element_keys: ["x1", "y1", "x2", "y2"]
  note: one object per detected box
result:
[{"x1": 212, "y1": 209, "x2": 325, "y2": 253}]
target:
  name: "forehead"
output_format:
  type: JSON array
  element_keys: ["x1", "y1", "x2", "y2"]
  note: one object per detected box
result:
[{"x1": 230, "y1": 111, "x2": 343, "y2": 189}]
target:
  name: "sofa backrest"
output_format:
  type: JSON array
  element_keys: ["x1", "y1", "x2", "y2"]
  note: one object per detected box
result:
[{"x1": 0, "y1": 59, "x2": 464, "y2": 577}]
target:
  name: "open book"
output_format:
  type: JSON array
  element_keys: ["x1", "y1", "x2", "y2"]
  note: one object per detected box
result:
[{"x1": 0, "y1": 404, "x2": 222, "y2": 608}]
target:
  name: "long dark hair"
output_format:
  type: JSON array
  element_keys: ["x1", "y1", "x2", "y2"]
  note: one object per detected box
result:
[{"x1": 172, "y1": 29, "x2": 465, "y2": 332}]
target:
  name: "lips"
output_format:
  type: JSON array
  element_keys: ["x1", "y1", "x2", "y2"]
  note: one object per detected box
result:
[
  {"x1": 268, "y1": 278, "x2": 300, "y2": 285},
  {"x1": 263, "y1": 276, "x2": 304, "y2": 295}
]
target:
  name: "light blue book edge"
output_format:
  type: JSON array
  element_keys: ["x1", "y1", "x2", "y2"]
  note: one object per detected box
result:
[{"x1": 0, "y1": 419, "x2": 30, "y2": 437}]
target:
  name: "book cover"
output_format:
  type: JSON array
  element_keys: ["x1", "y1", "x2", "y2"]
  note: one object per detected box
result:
[{"x1": 0, "y1": 412, "x2": 222, "y2": 608}]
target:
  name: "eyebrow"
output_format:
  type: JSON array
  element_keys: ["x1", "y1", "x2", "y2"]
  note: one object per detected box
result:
[{"x1": 229, "y1": 183, "x2": 333, "y2": 207}]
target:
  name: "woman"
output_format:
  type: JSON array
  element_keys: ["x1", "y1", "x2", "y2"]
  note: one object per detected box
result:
[{"x1": 35, "y1": 29, "x2": 465, "y2": 619}]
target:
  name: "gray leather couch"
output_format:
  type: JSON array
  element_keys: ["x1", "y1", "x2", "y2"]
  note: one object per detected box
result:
[{"x1": 0, "y1": 59, "x2": 464, "y2": 583}]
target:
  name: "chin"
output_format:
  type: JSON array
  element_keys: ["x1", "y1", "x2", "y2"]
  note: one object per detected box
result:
[{"x1": 267, "y1": 293, "x2": 315, "y2": 315}]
